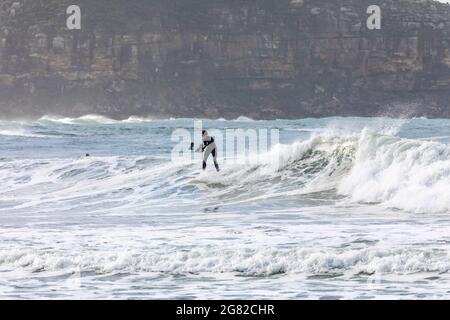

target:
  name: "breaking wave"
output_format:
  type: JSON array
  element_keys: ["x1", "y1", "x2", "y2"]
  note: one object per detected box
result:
[
  {"x1": 0, "y1": 247, "x2": 448, "y2": 276},
  {"x1": 38, "y1": 115, "x2": 121, "y2": 125},
  {"x1": 1, "y1": 125, "x2": 450, "y2": 213},
  {"x1": 37, "y1": 114, "x2": 157, "y2": 125},
  {"x1": 0, "y1": 129, "x2": 47, "y2": 138},
  {"x1": 339, "y1": 129, "x2": 450, "y2": 213},
  {"x1": 197, "y1": 128, "x2": 450, "y2": 213}
]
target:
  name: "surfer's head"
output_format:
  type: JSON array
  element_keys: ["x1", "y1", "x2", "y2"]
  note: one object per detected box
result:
[{"x1": 202, "y1": 130, "x2": 208, "y2": 137}]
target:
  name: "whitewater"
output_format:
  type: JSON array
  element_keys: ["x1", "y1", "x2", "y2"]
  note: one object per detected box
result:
[{"x1": 1, "y1": 116, "x2": 450, "y2": 299}]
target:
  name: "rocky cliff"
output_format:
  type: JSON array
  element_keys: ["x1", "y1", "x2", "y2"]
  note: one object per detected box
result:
[{"x1": 1, "y1": 0, "x2": 450, "y2": 119}]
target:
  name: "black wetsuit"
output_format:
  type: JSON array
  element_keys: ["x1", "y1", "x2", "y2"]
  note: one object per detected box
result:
[{"x1": 202, "y1": 136, "x2": 220, "y2": 172}]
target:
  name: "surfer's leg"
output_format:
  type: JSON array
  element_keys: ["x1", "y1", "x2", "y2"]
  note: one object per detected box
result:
[
  {"x1": 203, "y1": 145, "x2": 212, "y2": 170},
  {"x1": 212, "y1": 148, "x2": 220, "y2": 172}
]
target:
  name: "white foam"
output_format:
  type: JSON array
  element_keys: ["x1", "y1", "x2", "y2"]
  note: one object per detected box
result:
[
  {"x1": 0, "y1": 129, "x2": 46, "y2": 138},
  {"x1": 3, "y1": 122, "x2": 450, "y2": 214},
  {"x1": 39, "y1": 114, "x2": 119, "y2": 125},
  {"x1": 0, "y1": 247, "x2": 447, "y2": 276},
  {"x1": 194, "y1": 131, "x2": 356, "y2": 202},
  {"x1": 122, "y1": 116, "x2": 154, "y2": 123},
  {"x1": 339, "y1": 129, "x2": 450, "y2": 213},
  {"x1": 234, "y1": 116, "x2": 255, "y2": 122},
  {"x1": 195, "y1": 126, "x2": 450, "y2": 213}
]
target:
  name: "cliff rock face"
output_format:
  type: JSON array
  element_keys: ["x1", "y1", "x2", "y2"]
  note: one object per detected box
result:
[{"x1": 1, "y1": 0, "x2": 450, "y2": 119}]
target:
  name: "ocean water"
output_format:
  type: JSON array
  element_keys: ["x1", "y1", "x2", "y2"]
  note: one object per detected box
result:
[{"x1": 1, "y1": 115, "x2": 450, "y2": 299}]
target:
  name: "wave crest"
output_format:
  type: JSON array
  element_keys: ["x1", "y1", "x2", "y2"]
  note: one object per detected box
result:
[
  {"x1": 2, "y1": 125, "x2": 450, "y2": 213},
  {"x1": 197, "y1": 128, "x2": 450, "y2": 213},
  {"x1": 338, "y1": 129, "x2": 450, "y2": 213},
  {"x1": 0, "y1": 247, "x2": 447, "y2": 276},
  {"x1": 38, "y1": 115, "x2": 119, "y2": 125}
]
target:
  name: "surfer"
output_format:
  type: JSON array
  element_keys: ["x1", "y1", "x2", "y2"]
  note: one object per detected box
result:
[{"x1": 196, "y1": 130, "x2": 220, "y2": 172}]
